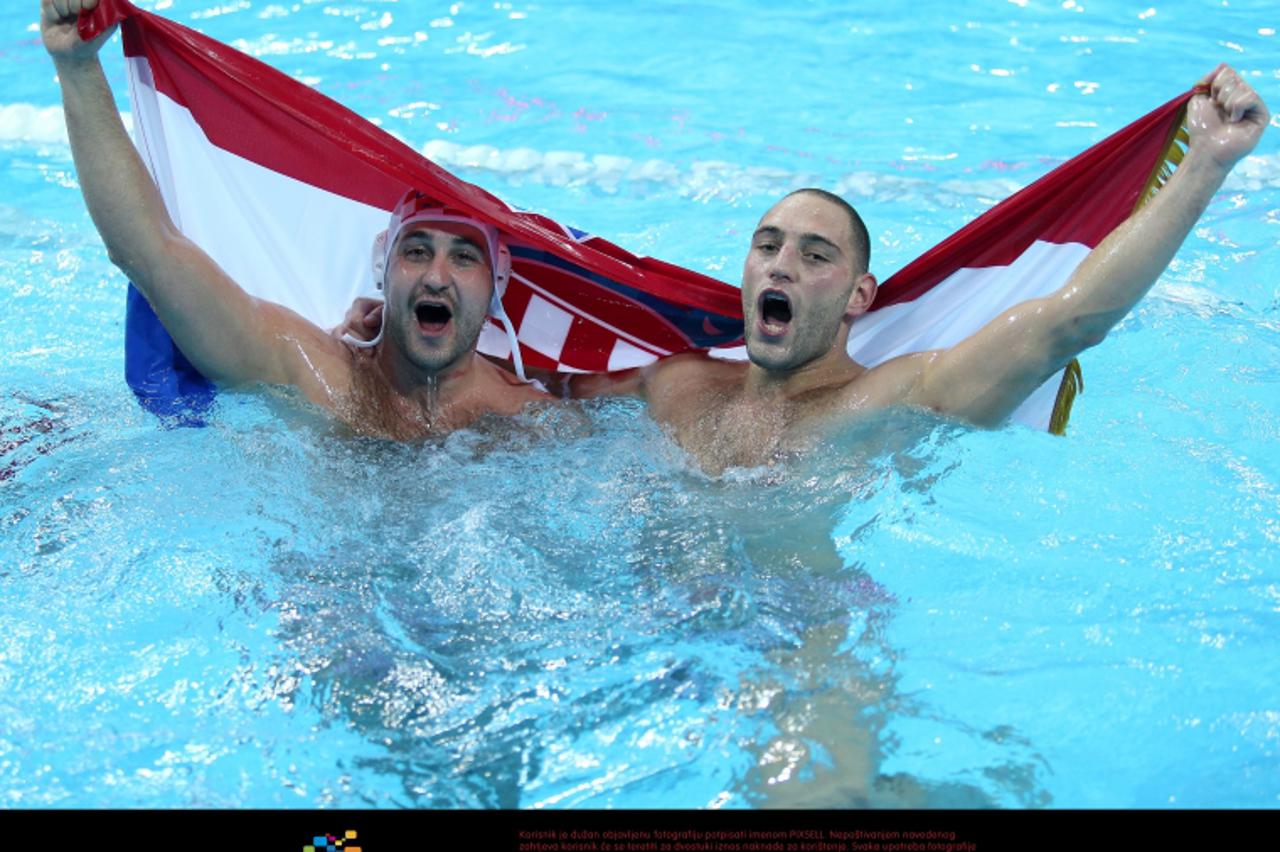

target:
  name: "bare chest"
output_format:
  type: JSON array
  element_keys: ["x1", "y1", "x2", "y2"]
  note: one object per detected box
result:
[
  {"x1": 648, "y1": 362, "x2": 911, "y2": 473},
  {"x1": 653, "y1": 386, "x2": 831, "y2": 473},
  {"x1": 335, "y1": 369, "x2": 547, "y2": 441}
]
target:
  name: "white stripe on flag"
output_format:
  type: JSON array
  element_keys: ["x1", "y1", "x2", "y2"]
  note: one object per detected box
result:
[
  {"x1": 850, "y1": 240, "x2": 1092, "y2": 366},
  {"x1": 126, "y1": 57, "x2": 387, "y2": 329},
  {"x1": 850, "y1": 240, "x2": 1092, "y2": 429}
]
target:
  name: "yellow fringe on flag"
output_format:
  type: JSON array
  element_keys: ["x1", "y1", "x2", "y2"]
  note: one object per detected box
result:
[
  {"x1": 1046, "y1": 100, "x2": 1192, "y2": 436},
  {"x1": 1049, "y1": 358, "x2": 1084, "y2": 435}
]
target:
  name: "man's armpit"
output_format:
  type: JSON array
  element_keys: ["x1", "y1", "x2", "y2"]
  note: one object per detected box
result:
[
  {"x1": 853, "y1": 351, "x2": 934, "y2": 412},
  {"x1": 568, "y1": 368, "x2": 644, "y2": 399}
]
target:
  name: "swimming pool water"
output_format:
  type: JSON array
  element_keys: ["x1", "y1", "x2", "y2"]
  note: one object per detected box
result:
[{"x1": 2, "y1": 0, "x2": 1278, "y2": 808}]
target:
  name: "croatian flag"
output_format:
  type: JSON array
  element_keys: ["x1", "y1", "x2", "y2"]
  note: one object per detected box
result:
[
  {"x1": 80, "y1": 0, "x2": 743, "y2": 419},
  {"x1": 81, "y1": 1, "x2": 1191, "y2": 432}
]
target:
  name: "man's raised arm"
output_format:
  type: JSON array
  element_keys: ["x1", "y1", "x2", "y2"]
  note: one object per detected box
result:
[
  {"x1": 43, "y1": 0, "x2": 340, "y2": 393},
  {"x1": 906, "y1": 65, "x2": 1269, "y2": 427}
]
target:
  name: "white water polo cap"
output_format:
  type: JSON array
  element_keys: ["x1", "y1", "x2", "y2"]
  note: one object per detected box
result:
[
  {"x1": 370, "y1": 191, "x2": 512, "y2": 300},
  {"x1": 352, "y1": 191, "x2": 528, "y2": 382}
]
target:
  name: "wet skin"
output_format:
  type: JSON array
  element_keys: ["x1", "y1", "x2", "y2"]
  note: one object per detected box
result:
[
  {"x1": 637, "y1": 88, "x2": 1269, "y2": 473},
  {"x1": 339, "y1": 222, "x2": 549, "y2": 440},
  {"x1": 638, "y1": 193, "x2": 910, "y2": 474}
]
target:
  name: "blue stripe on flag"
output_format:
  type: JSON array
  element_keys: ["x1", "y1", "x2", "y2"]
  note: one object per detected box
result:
[
  {"x1": 124, "y1": 284, "x2": 216, "y2": 426},
  {"x1": 509, "y1": 247, "x2": 742, "y2": 348}
]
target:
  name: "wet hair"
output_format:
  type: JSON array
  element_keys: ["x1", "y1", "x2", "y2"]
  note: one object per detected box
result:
[{"x1": 784, "y1": 188, "x2": 871, "y2": 275}]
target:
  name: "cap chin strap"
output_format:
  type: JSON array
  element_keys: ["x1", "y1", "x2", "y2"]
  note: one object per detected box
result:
[
  {"x1": 488, "y1": 285, "x2": 529, "y2": 384},
  {"x1": 344, "y1": 221, "x2": 529, "y2": 384}
]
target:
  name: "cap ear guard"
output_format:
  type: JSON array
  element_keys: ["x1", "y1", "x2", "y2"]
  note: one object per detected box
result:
[
  {"x1": 494, "y1": 241, "x2": 512, "y2": 297},
  {"x1": 370, "y1": 229, "x2": 389, "y2": 290},
  {"x1": 342, "y1": 228, "x2": 390, "y2": 349}
]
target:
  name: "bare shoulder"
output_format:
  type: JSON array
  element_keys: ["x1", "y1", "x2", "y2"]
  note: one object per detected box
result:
[
  {"x1": 645, "y1": 351, "x2": 743, "y2": 395},
  {"x1": 255, "y1": 299, "x2": 359, "y2": 407},
  {"x1": 488, "y1": 360, "x2": 558, "y2": 411},
  {"x1": 834, "y1": 351, "x2": 934, "y2": 414},
  {"x1": 561, "y1": 351, "x2": 739, "y2": 401},
  {"x1": 642, "y1": 351, "x2": 743, "y2": 423}
]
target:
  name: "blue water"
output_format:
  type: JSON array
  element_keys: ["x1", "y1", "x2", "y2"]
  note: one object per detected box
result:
[{"x1": 2, "y1": 0, "x2": 1278, "y2": 808}]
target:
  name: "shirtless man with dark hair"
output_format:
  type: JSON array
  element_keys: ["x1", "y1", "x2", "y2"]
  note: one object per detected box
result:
[{"x1": 576, "y1": 71, "x2": 1268, "y2": 472}]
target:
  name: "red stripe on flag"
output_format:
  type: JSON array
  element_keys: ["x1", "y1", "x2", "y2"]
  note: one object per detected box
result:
[
  {"x1": 108, "y1": 9, "x2": 423, "y2": 210},
  {"x1": 877, "y1": 89, "x2": 1193, "y2": 310}
]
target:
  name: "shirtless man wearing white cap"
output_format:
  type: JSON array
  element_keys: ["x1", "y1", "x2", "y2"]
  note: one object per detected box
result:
[{"x1": 43, "y1": 0, "x2": 548, "y2": 440}]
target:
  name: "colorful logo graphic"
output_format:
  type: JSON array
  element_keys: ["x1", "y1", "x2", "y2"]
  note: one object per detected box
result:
[{"x1": 304, "y1": 830, "x2": 361, "y2": 852}]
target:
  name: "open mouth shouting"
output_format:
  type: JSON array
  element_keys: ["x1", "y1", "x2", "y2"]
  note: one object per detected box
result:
[
  {"x1": 756, "y1": 289, "x2": 793, "y2": 337},
  {"x1": 414, "y1": 299, "x2": 454, "y2": 336}
]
